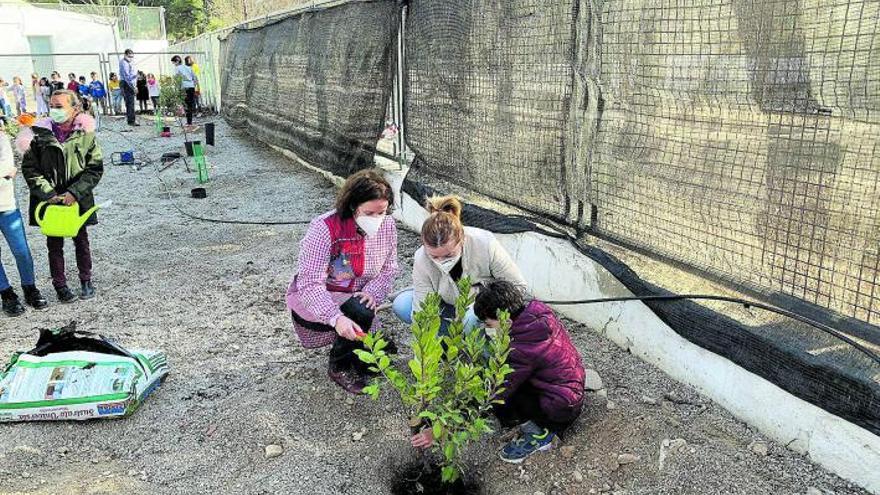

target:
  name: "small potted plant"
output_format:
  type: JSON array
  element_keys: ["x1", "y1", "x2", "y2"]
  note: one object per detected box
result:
[{"x1": 356, "y1": 278, "x2": 514, "y2": 493}]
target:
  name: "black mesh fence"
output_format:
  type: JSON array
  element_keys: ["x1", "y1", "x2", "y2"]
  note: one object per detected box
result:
[
  {"x1": 219, "y1": 0, "x2": 400, "y2": 176},
  {"x1": 402, "y1": 0, "x2": 880, "y2": 434},
  {"x1": 403, "y1": 0, "x2": 880, "y2": 332}
]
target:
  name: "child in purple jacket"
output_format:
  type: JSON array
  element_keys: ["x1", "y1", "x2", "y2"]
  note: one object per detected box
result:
[
  {"x1": 478, "y1": 280, "x2": 585, "y2": 462},
  {"x1": 411, "y1": 280, "x2": 586, "y2": 463}
]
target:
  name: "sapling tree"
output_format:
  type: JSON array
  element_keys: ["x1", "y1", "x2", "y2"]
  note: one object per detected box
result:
[{"x1": 355, "y1": 278, "x2": 514, "y2": 483}]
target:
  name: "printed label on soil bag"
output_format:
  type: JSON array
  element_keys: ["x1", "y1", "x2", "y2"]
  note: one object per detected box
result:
[{"x1": 0, "y1": 350, "x2": 168, "y2": 422}]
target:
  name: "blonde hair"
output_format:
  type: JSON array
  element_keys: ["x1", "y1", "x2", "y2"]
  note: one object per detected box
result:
[
  {"x1": 51, "y1": 89, "x2": 82, "y2": 112},
  {"x1": 421, "y1": 195, "x2": 464, "y2": 247}
]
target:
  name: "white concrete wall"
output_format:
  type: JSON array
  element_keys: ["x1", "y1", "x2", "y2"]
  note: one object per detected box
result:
[{"x1": 390, "y1": 174, "x2": 880, "y2": 494}]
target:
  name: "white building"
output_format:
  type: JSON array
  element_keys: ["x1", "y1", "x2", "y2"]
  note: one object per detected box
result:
[{"x1": 0, "y1": 0, "x2": 167, "y2": 96}]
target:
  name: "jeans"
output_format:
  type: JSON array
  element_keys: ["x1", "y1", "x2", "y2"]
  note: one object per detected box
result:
[
  {"x1": 392, "y1": 288, "x2": 480, "y2": 335},
  {"x1": 121, "y1": 82, "x2": 136, "y2": 124},
  {"x1": 46, "y1": 227, "x2": 92, "y2": 289},
  {"x1": 0, "y1": 209, "x2": 36, "y2": 290},
  {"x1": 111, "y1": 89, "x2": 123, "y2": 114}
]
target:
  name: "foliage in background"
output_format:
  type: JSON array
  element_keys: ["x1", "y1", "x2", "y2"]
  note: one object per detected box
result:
[
  {"x1": 356, "y1": 278, "x2": 514, "y2": 483},
  {"x1": 157, "y1": 74, "x2": 185, "y2": 115}
]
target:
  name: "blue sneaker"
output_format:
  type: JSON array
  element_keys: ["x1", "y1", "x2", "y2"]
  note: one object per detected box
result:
[{"x1": 499, "y1": 422, "x2": 556, "y2": 463}]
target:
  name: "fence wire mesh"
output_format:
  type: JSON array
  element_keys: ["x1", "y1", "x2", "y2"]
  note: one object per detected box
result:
[
  {"x1": 590, "y1": 0, "x2": 880, "y2": 328},
  {"x1": 404, "y1": 0, "x2": 576, "y2": 220},
  {"x1": 403, "y1": 0, "x2": 880, "y2": 332},
  {"x1": 219, "y1": 0, "x2": 400, "y2": 176}
]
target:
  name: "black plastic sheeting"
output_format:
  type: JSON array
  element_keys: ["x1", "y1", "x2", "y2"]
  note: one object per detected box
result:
[{"x1": 219, "y1": 0, "x2": 400, "y2": 177}]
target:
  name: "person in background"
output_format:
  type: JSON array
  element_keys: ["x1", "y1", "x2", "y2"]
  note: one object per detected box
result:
[
  {"x1": 0, "y1": 80, "x2": 9, "y2": 118},
  {"x1": 49, "y1": 72, "x2": 64, "y2": 93},
  {"x1": 411, "y1": 280, "x2": 585, "y2": 464},
  {"x1": 135, "y1": 71, "x2": 149, "y2": 114},
  {"x1": 88, "y1": 72, "x2": 107, "y2": 116},
  {"x1": 107, "y1": 73, "x2": 122, "y2": 115},
  {"x1": 0, "y1": 119, "x2": 48, "y2": 316},
  {"x1": 184, "y1": 55, "x2": 202, "y2": 111},
  {"x1": 147, "y1": 73, "x2": 160, "y2": 111},
  {"x1": 16, "y1": 89, "x2": 104, "y2": 303},
  {"x1": 31, "y1": 73, "x2": 40, "y2": 106},
  {"x1": 286, "y1": 170, "x2": 398, "y2": 394},
  {"x1": 11, "y1": 77, "x2": 27, "y2": 115},
  {"x1": 171, "y1": 55, "x2": 198, "y2": 129},
  {"x1": 118, "y1": 49, "x2": 138, "y2": 125},
  {"x1": 66, "y1": 73, "x2": 79, "y2": 92},
  {"x1": 392, "y1": 195, "x2": 528, "y2": 334},
  {"x1": 77, "y1": 76, "x2": 89, "y2": 99},
  {"x1": 36, "y1": 78, "x2": 50, "y2": 117}
]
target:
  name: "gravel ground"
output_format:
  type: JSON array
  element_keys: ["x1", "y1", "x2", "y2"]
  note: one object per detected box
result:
[{"x1": 0, "y1": 118, "x2": 870, "y2": 495}]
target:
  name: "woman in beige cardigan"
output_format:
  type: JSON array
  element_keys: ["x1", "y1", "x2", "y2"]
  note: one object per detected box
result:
[{"x1": 392, "y1": 195, "x2": 527, "y2": 332}]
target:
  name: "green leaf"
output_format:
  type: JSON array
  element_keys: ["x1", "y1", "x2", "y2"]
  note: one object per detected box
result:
[
  {"x1": 441, "y1": 465, "x2": 459, "y2": 483},
  {"x1": 355, "y1": 350, "x2": 376, "y2": 364}
]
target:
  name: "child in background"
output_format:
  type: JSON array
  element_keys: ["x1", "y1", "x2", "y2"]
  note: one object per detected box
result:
[
  {"x1": 411, "y1": 280, "x2": 586, "y2": 463},
  {"x1": 107, "y1": 73, "x2": 122, "y2": 115},
  {"x1": 0, "y1": 80, "x2": 9, "y2": 118},
  {"x1": 135, "y1": 71, "x2": 149, "y2": 114},
  {"x1": 11, "y1": 77, "x2": 27, "y2": 115},
  {"x1": 36, "y1": 78, "x2": 50, "y2": 116},
  {"x1": 147, "y1": 74, "x2": 160, "y2": 111},
  {"x1": 88, "y1": 72, "x2": 106, "y2": 115}
]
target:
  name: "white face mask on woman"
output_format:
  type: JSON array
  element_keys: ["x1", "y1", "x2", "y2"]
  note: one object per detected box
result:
[
  {"x1": 355, "y1": 214, "x2": 385, "y2": 237},
  {"x1": 432, "y1": 254, "x2": 461, "y2": 273}
]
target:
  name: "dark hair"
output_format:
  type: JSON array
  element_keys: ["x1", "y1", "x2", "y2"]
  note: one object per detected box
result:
[
  {"x1": 474, "y1": 280, "x2": 526, "y2": 322},
  {"x1": 124, "y1": 48, "x2": 134, "y2": 56},
  {"x1": 171, "y1": 55, "x2": 182, "y2": 64},
  {"x1": 68, "y1": 73, "x2": 75, "y2": 78},
  {"x1": 335, "y1": 169, "x2": 394, "y2": 219}
]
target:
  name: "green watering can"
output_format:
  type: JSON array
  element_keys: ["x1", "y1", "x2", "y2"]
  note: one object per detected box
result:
[{"x1": 35, "y1": 200, "x2": 112, "y2": 238}]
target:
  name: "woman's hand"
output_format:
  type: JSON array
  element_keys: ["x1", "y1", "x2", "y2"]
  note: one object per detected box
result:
[
  {"x1": 60, "y1": 192, "x2": 76, "y2": 206},
  {"x1": 334, "y1": 315, "x2": 365, "y2": 341},
  {"x1": 354, "y1": 291, "x2": 378, "y2": 311},
  {"x1": 411, "y1": 428, "x2": 434, "y2": 449}
]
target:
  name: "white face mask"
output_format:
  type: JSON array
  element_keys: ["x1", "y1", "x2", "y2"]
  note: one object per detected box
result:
[
  {"x1": 432, "y1": 253, "x2": 462, "y2": 273},
  {"x1": 355, "y1": 214, "x2": 385, "y2": 237}
]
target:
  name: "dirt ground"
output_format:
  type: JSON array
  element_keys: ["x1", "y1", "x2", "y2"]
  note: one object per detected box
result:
[{"x1": 0, "y1": 118, "x2": 870, "y2": 495}]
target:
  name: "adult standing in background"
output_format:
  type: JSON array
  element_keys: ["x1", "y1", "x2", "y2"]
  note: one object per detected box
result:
[
  {"x1": 184, "y1": 55, "x2": 202, "y2": 111},
  {"x1": 118, "y1": 48, "x2": 139, "y2": 126},
  {"x1": 31, "y1": 74, "x2": 39, "y2": 105},
  {"x1": 171, "y1": 55, "x2": 198, "y2": 130}
]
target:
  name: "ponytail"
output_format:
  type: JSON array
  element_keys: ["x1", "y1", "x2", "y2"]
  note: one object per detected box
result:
[{"x1": 421, "y1": 195, "x2": 464, "y2": 247}]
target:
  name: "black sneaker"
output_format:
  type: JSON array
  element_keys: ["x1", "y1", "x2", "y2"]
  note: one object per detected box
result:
[
  {"x1": 56, "y1": 286, "x2": 78, "y2": 304},
  {"x1": 1, "y1": 288, "x2": 25, "y2": 317},
  {"x1": 22, "y1": 285, "x2": 48, "y2": 310},
  {"x1": 80, "y1": 281, "x2": 96, "y2": 300}
]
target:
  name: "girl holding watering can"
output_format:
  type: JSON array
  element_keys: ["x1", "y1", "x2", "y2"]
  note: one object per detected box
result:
[
  {"x1": 16, "y1": 89, "x2": 104, "y2": 303},
  {"x1": 0, "y1": 118, "x2": 48, "y2": 317}
]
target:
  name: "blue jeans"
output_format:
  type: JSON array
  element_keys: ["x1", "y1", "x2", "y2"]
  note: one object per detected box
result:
[
  {"x1": 0, "y1": 209, "x2": 36, "y2": 290},
  {"x1": 392, "y1": 289, "x2": 480, "y2": 335}
]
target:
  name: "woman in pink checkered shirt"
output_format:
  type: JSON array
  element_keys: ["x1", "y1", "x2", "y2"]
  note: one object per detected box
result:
[{"x1": 286, "y1": 170, "x2": 398, "y2": 394}]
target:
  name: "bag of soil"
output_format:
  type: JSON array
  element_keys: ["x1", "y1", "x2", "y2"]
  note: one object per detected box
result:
[{"x1": 0, "y1": 322, "x2": 169, "y2": 422}]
